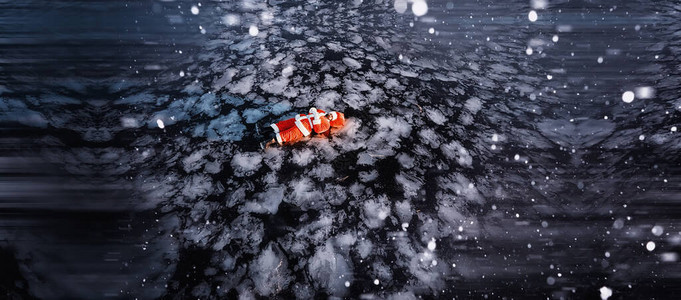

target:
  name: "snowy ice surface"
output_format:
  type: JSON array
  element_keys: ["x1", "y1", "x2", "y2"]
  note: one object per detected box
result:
[{"x1": 4, "y1": 0, "x2": 680, "y2": 299}]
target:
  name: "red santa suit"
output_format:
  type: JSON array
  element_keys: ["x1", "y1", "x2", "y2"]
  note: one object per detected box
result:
[{"x1": 270, "y1": 108, "x2": 332, "y2": 144}]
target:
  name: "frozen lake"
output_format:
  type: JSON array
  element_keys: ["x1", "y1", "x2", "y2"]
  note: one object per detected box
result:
[{"x1": 1, "y1": 0, "x2": 680, "y2": 299}]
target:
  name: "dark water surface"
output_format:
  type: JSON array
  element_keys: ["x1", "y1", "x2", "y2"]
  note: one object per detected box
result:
[{"x1": 1, "y1": 0, "x2": 680, "y2": 299}]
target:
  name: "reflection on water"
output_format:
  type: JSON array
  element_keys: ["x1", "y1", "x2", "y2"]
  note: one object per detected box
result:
[{"x1": 1, "y1": 0, "x2": 680, "y2": 298}]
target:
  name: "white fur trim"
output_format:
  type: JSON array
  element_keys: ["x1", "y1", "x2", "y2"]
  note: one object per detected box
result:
[
  {"x1": 270, "y1": 123, "x2": 279, "y2": 133},
  {"x1": 275, "y1": 133, "x2": 283, "y2": 144},
  {"x1": 329, "y1": 112, "x2": 338, "y2": 120},
  {"x1": 294, "y1": 115, "x2": 311, "y2": 136}
]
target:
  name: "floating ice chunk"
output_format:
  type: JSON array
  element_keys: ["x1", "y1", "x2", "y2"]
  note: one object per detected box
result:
[
  {"x1": 206, "y1": 110, "x2": 245, "y2": 141},
  {"x1": 634, "y1": 86, "x2": 655, "y2": 99},
  {"x1": 394, "y1": 200, "x2": 413, "y2": 223},
  {"x1": 425, "y1": 108, "x2": 446, "y2": 125},
  {"x1": 359, "y1": 170, "x2": 379, "y2": 182},
  {"x1": 316, "y1": 90, "x2": 340, "y2": 108},
  {"x1": 638, "y1": 134, "x2": 645, "y2": 141},
  {"x1": 356, "y1": 239, "x2": 373, "y2": 259},
  {"x1": 249, "y1": 25, "x2": 259, "y2": 36},
  {"x1": 373, "y1": 279, "x2": 380, "y2": 285},
  {"x1": 528, "y1": 10, "x2": 538, "y2": 22},
  {"x1": 672, "y1": 126, "x2": 677, "y2": 132},
  {"x1": 310, "y1": 163, "x2": 334, "y2": 180},
  {"x1": 440, "y1": 141, "x2": 473, "y2": 167},
  {"x1": 195, "y1": 93, "x2": 219, "y2": 117},
  {"x1": 335, "y1": 232, "x2": 357, "y2": 247},
  {"x1": 231, "y1": 152, "x2": 263, "y2": 177},
  {"x1": 282, "y1": 65, "x2": 294, "y2": 77},
  {"x1": 182, "y1": 150, "x2": 207, "y2": 173},
  {"x1": 552, "y1": 35, "x2": 559, "y2": 42},
  {"x1": 363, "y1": 197, "x2": 391, "y2": 228},
  {"x1": 419, "y1": 129, "x2": 441, "y2": 148},
  {"x1": 242, "y1": 108, "x2": 266, "y2": 124},
  {"x1": 646, "y1": 241, "x2": 656, "y2": 251},
  {"x1": 395, "y1": 172, "x2": 423, "y2": 198},
  {"x1": 182, "y1": 174, "x2": 213, "y2": 199},
  {"x1": 652, "y1": 225, "x2": 664, "y2": 236},
  {"x1": 190, "y1": 5, "x2": 199, "y2": 15},
  {"x1": 599, "y1": 286, "x2": 612, "y2": 300},
  {"x1": 597, "y1": 56, "x2": 604, "y2": 63},
  {"x1": 230, "y1": 75, "x2": 255, "y2": 95},
  {"x1": 292, "y1": 148, "x2": 314, "y2": 166},
  {"x1": 156, "y1": 119, "x2": 165, "y2": 129},
  {"x1": 342, "y1": 57, "x2": 362, "y2": 70},
  {"x1": 250, "y1": 243, "x2": 291, "y2": 296},
  {"x1": 412, "y1": 0, "x2": 428, "y2": 17},
  {"x1": 288, "y1": 177, "x2": 323, "y2": 209},
  {"x1": 526, "y1": 47, "x2": 533, "y2": 55},
  {"x1": 464, "y1": 97, "x2": 482, "y2": 114},
  {"x1": 244, "y1": 187, "x2": 284, "y2": 214},
  {"x1": 261, "y1": 77, "x2": 289, "y2": 95},
  {"x1": 308, "y1": 240, "x2": 353, "y2": 296}
]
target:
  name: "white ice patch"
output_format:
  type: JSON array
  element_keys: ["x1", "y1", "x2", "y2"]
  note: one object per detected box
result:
[
  {"x1": 310, "y1": 163, "x2": 334, "y2": 180},
  {"x1": 243, "y1": 186, "x2": 284, "y2": 214},
  {"x1": 182, "y1": 149, "x2": 208, "y2": 173},
  {"x1": 356, "y1": 239, "x2": 373, "y2": 259},
  {"x1": 425, "y1": 108, "x2": 446, "y2": 125},
  {"x1": 395, "y1": 172, "x2": 423, "y2": 199},
  {"x1": 342, "y1": 57, "x2": 362, "y2": 70},
  {"x1": 394, "y1": 200, "x2": 414, "y2": 224},
  {"x1": 281, "y1": 65, "x2": 295, "y2": 77},
  {"x1": 231, "y1": 152, "x2": 263, "y2": 177},
  {"x1": 440, "y1": 141, "x2": 473, "y2": 168},
  {"x1": 335, "y1": 232, "x2": 357, "y2": 248},
  {"x1": 205, "y1": 110, "x2": 246, "y2": 141},
  {"x1": 316, "y1": 90, "x2": 340, "y2": 108},
  {"x1": 156, "y1": 119, "x2": 165, "y2": 129},
  {"x1": 261, "y1": 77, "x2": 289, "y2": 95},
  {"x1": 363, "y1": 196, "x2": 391, "y2": 228},
  {"x1": 230, "y1": 75, "x2": 255, "y2": 95},
  {"x1": 250, "y1": 243, "x2": 291, "y2": 296},
  {"x1": 288, "y1": 177, "x2": 323, "y2": 210},
  {"x1": 464, "y1": 97, "x2": 482, "y2": 114},
  {"x1": 308, "y1": 240, "x2": 353, "y2": 296},
  {"x1": 292, "y1": 148, "x2": 314, "y2": 166},
  {"x1": 242, "y1": 108, "x2": 266, "y2": 124}
]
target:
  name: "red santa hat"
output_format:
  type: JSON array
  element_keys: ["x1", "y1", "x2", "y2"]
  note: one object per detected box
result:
[{"x1": 328, "y1": 111, "x2": 345, "y2": 128}]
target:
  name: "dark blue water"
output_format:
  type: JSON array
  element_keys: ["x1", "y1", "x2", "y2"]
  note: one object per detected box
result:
[{"x1": 1, "y1": 0, "x2": 680, "y2": 299}]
